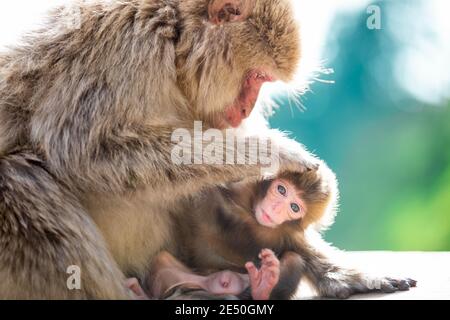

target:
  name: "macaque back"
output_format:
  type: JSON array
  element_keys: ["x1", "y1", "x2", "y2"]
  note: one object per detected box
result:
[{"x1": 0, "y1": 0, "x2": 314, "y2": 299}]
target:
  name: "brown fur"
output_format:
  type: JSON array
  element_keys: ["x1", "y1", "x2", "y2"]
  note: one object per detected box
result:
[
  {"x1": 168, "y1": 166, "x2": 338, "y2": 299},
  {"x1": 169, "y1": 167, "x2": 416, "y2": 300},
  {"x1": 0, "y1": 0, "x2": 320, "y2": 299}
]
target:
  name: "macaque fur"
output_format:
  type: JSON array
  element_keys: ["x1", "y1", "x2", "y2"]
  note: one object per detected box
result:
[
  {"x1": 169, "y1": 168, "x2": 417, "y2": 300},
  {"x1": 0, "y1": 0, "x2": 319, "y2": 299}
]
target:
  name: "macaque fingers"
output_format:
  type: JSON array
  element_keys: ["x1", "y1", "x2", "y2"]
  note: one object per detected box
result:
[
  {"x1": 383, "y1": 277, "x2": 417, "y2": 292},
  {"x1": 407, "y1": 278, "x2": 418, "y2": 287},
  {"x1": 259, "y1": 249, "x2": 277, "y2": 262},
  {"x1": 245, "y1": 262, "x2": 260, "y2": 285},
  {"x1": 266, "y1": 256, "x2": 280, "y2": 267}
]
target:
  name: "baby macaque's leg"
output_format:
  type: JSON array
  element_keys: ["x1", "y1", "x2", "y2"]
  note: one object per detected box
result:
[
  {"x1": 270, "y1": 252, "x2": 305, "y2": 300},
  {"x1": 300, "y1": 242, "x2": 417, "y2": 299},
  {"x1": 126, "y1": 278, "x2": 149, "y2": 300},
  {"x1": 245, "y1": 249, "x2": 281, "y2": 300}
]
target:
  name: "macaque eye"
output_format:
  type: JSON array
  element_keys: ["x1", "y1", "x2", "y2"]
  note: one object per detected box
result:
[
  {"x1": 277, "y1": 185, "x2": 286, "y2": 196},
  {"x1": 290, "y1": 203, "x2": 301, "y2": 214}
]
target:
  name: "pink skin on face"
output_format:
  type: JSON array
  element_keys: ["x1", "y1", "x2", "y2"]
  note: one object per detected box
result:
[
  {"x1": 254, "y1": 179, "x2": 307, "y2": 228},
  {"x1": 224, "y1": 70, "x2": 275, "y2": 128}
]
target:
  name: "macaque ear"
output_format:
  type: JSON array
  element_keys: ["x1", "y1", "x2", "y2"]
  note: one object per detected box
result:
[{"x1": 208, "y1": 0, "x2": 255, "y2": 24}]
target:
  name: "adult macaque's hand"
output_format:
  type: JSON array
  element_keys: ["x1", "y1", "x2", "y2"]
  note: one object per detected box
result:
[
  {"x1": 245, "y1": 249, "x2": 280, "y2": 300},
  {"x1": 125, "y1": 278, "x2": 150, "y2": 300}
]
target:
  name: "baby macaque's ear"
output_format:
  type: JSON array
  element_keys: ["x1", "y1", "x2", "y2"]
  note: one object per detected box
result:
[{"x1": 208, "y1": 0, "x2": 255, "y2": 24}]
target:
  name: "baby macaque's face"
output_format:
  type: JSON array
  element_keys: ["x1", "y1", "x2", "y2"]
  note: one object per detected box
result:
[
  {"x1": 205, "y1": 270, "x2": 249, "y2": 296},
  {"x1": 254, "y1": 179, "x2": 306, "y2": 228}
]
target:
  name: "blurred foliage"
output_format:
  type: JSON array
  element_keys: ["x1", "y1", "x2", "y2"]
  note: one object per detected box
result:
[{"x1": 270, "y1": 1, "x2": 450, "y2": 250}]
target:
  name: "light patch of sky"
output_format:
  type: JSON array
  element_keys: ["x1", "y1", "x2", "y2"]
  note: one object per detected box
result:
[
  {"x1": 292, "y1": 0, "x2": 450, "y2": 106},
  {"x1": 392, "y1": 0, "x2": 450, "y2": 105},
  {"x1": 0, "y1": 0, "x2": 448, "y2": 105},
  {"x1": 0, "y1": 1, "x2": 69, "y2": 49},
  {"x1": 292, "y1": 0, "x2": 370, "y2": 81},
  {"x1": 263, "y1": 0, "x2": 370, "y2": 102}
]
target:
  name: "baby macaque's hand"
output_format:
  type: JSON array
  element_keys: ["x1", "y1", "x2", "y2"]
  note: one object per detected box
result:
[
  {"x1": 245, "y1": 249, "x2": 280, "y2": 300},
  {"x1": 125, "y1": 278, "x2": 150, "y2": 300}
]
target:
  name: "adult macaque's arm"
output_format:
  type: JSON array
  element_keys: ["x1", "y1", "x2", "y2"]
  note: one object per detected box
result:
[{"x1": 40, "y1": 120, "x2": 318, "y2": 196}]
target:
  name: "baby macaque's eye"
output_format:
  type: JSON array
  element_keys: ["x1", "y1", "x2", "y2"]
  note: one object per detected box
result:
[
  {"x1": 291, "y1": 203, "x2": 300, "y2": 213},
  {"x1": 277, "y1": 185, "x2": 287, "y2": 196}
]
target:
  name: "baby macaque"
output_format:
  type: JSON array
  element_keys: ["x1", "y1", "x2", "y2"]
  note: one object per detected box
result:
[
  {"x1": 126, "y1": 249, "x2": 280, "y2": 300},
  {"x1": 168, "y1": 168, "x2": 416, "y2": 300}
]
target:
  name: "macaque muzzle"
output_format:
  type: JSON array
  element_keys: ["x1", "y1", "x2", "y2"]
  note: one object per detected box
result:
[{"x1": 225, "y1": 69, "x2": 275, "y2": 127}]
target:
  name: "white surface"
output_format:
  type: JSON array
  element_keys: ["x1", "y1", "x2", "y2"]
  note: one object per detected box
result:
[{"x1": 296, "y1": 252, "x2": 450, "y2": 300}]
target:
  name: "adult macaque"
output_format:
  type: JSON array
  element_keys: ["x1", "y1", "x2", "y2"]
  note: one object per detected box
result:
[
  {"x1": 170, "y1": 167, "x2": 417, "y2": 299},
  {"x1": 0, "y1": 0, "x2": 318, "y2": 299}
]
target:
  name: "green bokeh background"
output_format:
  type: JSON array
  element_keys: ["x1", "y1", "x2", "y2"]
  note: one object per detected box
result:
[{"x1": 271, "y1": 1, "x2": 450, "y2": 251}]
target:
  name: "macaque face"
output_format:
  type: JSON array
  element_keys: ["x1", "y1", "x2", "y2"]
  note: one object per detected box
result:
[
  {"x1": 254, "y1": 179, "x2": 307, "y2": 228},
  {"x1": 205, "y1": 270, "x2": 249, "y2": 296},
  {"x1": 222, "y1": 70, "x2": 276, "y2": 128},
  {"x1": 178, "y1": 0, "x2": 301, "y2": 129}
]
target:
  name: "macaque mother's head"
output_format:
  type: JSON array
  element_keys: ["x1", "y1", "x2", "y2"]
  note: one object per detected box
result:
[{"x1": 177, "y1": 0, "x2": 301, "y2": 128}]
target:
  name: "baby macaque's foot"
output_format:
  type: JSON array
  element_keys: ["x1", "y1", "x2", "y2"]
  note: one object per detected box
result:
[{"x1": 246, "y1": 249, "x2": 280, "y2": 300}]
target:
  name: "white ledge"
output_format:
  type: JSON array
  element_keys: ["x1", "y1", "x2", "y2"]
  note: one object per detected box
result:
[{"x1": 295, "y1": 251, "x2": 450, "y2": 300}]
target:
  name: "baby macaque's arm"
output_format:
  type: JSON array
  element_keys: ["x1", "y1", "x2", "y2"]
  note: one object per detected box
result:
[{"x1": 245, "y1": 249, "x2": 281, "y2": 300}]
